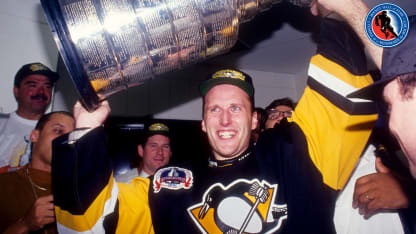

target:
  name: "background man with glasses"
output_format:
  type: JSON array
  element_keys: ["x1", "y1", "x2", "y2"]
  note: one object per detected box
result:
[{"x1": 263, "y1": 97, "x2": 295, "y2": 129}]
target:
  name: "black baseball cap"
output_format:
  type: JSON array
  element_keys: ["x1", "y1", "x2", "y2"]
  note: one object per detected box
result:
[
  {"x1": 199, "y1": 69, "x2": 255, "y2": 97},
  {"x1": 348, "y1": 15, "x2": 416, "y2": 100},
  {"x1": 14, "y1": 63, "x2": 59, "y2": 87}
]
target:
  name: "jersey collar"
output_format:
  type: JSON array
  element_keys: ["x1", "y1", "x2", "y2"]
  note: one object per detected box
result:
[{"x1": 208, "y1": 149, "x2": 252, "y2": 168}]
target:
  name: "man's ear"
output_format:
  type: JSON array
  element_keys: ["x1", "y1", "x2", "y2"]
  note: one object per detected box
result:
[
  {"x1": 251, "y1": 111, "x2": 258, "y2": 131},
  {"x1": 13, "y1": 86, "x2": 19, "y2": 100},
  {"x1": 30, "y1": 129, "x2": 40, "y2": 143},
  {"x1": 138, "y1": 145, "x2": 144, "y2": 158},
  {"x1": 201, "y1": 120, "x2": 207, "y2": 133}
]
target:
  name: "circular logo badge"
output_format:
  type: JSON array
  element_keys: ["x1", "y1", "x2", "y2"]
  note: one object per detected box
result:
[{"x1": 365, "y1": 3, "x2": 409, "y2": 48}]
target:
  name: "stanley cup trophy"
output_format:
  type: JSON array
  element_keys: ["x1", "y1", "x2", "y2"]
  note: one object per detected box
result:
[{"x1": 41, "y1": 0, "x2": 311, "y2": 110}]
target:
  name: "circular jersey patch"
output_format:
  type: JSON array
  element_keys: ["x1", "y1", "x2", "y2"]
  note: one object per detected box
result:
[{"x1": 365, "y1": 3, "x2": 409, "y2": 48}]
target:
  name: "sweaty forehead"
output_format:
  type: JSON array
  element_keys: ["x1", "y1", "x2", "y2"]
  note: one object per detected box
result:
[
  {"x1": 204, "y1": 84, "x2": 249, "y2": 102},
  {"x1": 273, "y1": 105, "x2": 292, "y2": 111},
  {"x1": 49, "y1": 114, "x2": 74, "y2": 125},
  {"x1": 147, "y1": 134, "x2": 170, "y2": 143}
]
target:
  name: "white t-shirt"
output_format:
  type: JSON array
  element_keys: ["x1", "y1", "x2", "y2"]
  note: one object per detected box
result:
[
  {"x1": 0, "y1": 112, "x2": 37, "y2": 173},
  {"x1": 116, "y1": 168, "x2": 150, "y2": 183},
  {"x1": 334, "y1": 144, "x2": 404, "y2": 234}
]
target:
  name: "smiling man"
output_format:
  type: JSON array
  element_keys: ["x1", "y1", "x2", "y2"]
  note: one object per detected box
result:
[
  {"x1": 51, "y1": 13, "x2": 380, "y2": 233},
  {"x1": 201, "y1": 78, "x2": 256, "y2": 161},
  {"x1": 0, "y1": 63, "x2": 58, "y2": 173},
  {"x1": 116, "y1": 123, "x2": 172, "y2": 182}
]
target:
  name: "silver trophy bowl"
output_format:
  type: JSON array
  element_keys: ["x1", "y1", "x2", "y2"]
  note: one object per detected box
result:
[{"x1": 42, "y1": 0, "x2": 311, "y2": 110}]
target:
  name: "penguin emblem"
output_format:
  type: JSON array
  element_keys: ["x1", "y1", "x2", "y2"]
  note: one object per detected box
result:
[{"x1": 188, "y1": 179, "x2": 287, "y2": 233}]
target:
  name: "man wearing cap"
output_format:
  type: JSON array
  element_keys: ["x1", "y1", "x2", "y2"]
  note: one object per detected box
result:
[
  {"x1": 312, "y1": 0, "x2": 416, "y2": 232},
  {"x1": 116, "y1": 123, "x2": 172, "y2": 183},
  {"x1": 50, "y1": 14, "x2": 378, "y2": 232},
  {"x1": 0, "y1": 63, "x2": 59, "y2": 173},
  {"x1": 315, "y1": 0, "x2": 416, "y2": 179}
]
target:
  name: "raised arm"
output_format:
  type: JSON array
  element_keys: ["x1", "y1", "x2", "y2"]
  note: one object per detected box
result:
[
  {"x1": 292, "y1": 16, "x2": 378, "y2": 190},
  {"x1": 52, "y1": 100, "x2": 153, "y2": 233},
  {"x1": 311, "y1": 0, "x2": 382, "y2": 69},
  {"x1": 73, "y1": 100, "x2": 110, "y2": 129},
  {"x1": 52, "y1": 101, "x2": 115, "y2": 232}
]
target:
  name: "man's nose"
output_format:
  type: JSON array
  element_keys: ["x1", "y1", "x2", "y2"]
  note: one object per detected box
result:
[
  {"x1": 36, "y1": 85, "x2": 47, "y2": 95},
  {"x1": 220, "y1": 110, "x2": 231, "y2": 126}
]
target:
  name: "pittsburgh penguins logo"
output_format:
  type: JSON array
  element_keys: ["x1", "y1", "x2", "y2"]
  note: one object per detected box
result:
[{"x1": 187, "y1": 179, "x2": 287, "y2": 234}]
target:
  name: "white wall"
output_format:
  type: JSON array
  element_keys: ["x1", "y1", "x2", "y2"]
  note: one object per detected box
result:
[
  {"x1": 0, "y1": 0, "x2": 59, "y2": 113},
  {"x1": 248, "y1": 69, "x2": 297, "y2": 107}
]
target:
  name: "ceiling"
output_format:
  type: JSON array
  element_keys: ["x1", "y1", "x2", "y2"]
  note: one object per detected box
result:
[{"x1": 207, "y1": 0, "x2": 416, "y2": 76}]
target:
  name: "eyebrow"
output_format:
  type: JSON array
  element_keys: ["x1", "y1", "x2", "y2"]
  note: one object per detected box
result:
[
  {"x1": 229, "y1": 102, "x2": 244, "y2": 106},
  {"x1": 51, "y1": 123, "x2": 65, "y2": 128}
]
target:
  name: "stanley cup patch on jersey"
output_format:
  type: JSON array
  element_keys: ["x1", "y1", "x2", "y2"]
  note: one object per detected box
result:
[
  {"x1": 153, "y1": 167, "x2": 193, "y2": 193},
  {"x1": 187, "y1": 179, "x2": 287, "y2": 233}
]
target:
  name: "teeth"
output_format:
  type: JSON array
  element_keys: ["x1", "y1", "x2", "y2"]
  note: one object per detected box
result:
[{"x1": 219, "y1": 131, "x2": 234, "y2": 139}]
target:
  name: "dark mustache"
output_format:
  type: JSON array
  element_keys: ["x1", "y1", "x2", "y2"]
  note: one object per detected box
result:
[{"x1": 30, "y1": 94, "x2": 48, "y2": 101}]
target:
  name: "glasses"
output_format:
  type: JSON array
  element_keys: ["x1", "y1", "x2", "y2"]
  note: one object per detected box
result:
[{"x1": 267, "y1": 110, "x2": 293, "y2": 120}]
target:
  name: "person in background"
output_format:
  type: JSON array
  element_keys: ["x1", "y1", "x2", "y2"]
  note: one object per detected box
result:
[
  {"x1": 250, "y1": 107, "x2": 265, "y2": 144},
  {"x1": 311, "y1": 0, "x2": 416, "y2": 233},
  {"x1": 263, "y1": 97, "x2": 295, "y2": 129},
  {"x1": 0, "y1": 111, "x2": 74, "y2": 234},
  {"x1": 116, "y1": 123, "x2": 172, "y2": 183},
  {"x1": 0, "y1": 63, "x2": 59, "y2": 173},
  {"x1": 334, "y1": 133, "x2": 413, "y2": 234},
  {"x1": 312, "y1": 0, "x2": 416, "y2": 179}
]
